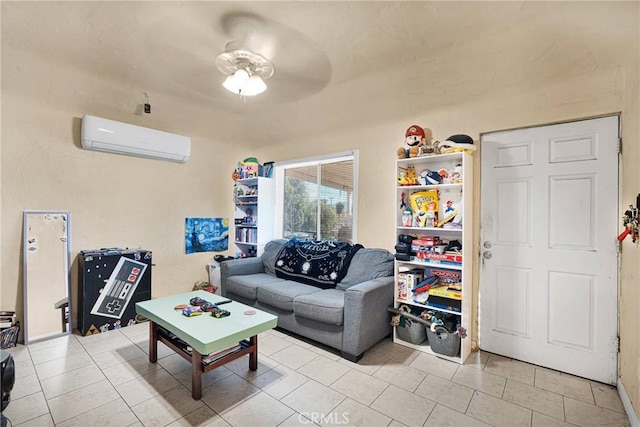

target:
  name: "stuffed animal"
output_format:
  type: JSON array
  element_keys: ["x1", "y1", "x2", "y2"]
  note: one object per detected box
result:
[
  {"x1": 231, "y1": 166, "x2": 242, "y2": 181},
  {"x1": 397, "y1": 125, "x2": 433, "y2": 159},
  {"x1": 439, "y1": 134, "x2": 477, "y2": 155},
  {"x1": 241, "y1": 157, "x2": 260, "y2": 178},
  {"x1": 232, "y1": 157, "x2": 260, "y2": 180}
]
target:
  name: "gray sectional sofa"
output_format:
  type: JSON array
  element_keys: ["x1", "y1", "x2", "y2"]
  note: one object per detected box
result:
[{"x1": 220, "y1": 239, "x2": 394, "y2": 361}]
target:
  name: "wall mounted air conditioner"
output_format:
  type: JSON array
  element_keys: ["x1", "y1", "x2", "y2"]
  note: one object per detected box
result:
[{"x1": 81, "y1": 115, "x2": 191, "y2": 163}]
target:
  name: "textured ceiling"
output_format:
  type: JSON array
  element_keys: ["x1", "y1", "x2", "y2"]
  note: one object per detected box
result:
[{"x1": 2, "y1": 1, "x2": 635, "y2": 147}]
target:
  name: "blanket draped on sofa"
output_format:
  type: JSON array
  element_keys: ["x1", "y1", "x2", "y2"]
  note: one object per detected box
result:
[{"x1": 274, "y1": 238, "x2": 363, "y2": 289}]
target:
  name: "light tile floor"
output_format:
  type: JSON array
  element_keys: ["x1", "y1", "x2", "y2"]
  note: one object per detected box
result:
[{"x1": 2, "y1": 323, "x2": 631, "y2": 427}]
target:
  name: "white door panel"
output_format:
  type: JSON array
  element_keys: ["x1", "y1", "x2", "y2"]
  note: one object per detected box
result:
[
  {"x1": 480, "y1": 116, "x2": 619, "y2": 384},
  {"x1": 493, "y1": 266, "x2": 532, "y2": 337}
]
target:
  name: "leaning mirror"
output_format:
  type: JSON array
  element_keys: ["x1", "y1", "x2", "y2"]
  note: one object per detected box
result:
[{"x1": 23, "y1": 211, "x2": 72, "y2": 344}]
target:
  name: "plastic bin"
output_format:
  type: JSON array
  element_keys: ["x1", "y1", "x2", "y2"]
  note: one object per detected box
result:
[{"x1": 426, "y1": 326, "x2": 460, "y2": 357}]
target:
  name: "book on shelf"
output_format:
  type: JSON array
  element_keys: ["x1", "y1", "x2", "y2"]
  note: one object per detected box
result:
[
  {"x1": 236, "y1": 227, "x2": 257, "y2": 243},
  {"x1": 0, "y1": 321, "x2": 20, "y2": 349},
  {"x1": 0, "y1": 321, "x2": 13, "y2": 329},
  {"x1": 158, "y1": 324, "x2": 248, "y2": 366},
  {"x1": 0, "y1": 311, "x2": 16, "y2": 329},
  {"x1": 201, "y1": 342, "x2": 248, "y2": 365},
  {"x1": 184, "y1": 341, "x2": 249, "y2": 366},
  {"x1": 426, "y1": 295, "x2": 462, "y2": 312},
  {"x1": 397, "y1": 268, "x2": 424, "y2": 300},
  {"x1": 410, "y1": 190, "x2": 439, "y2": 227},
  {"x1": 421, "y1": 267, "x2": 462, "y2": 292},
  {"x1": 423, "y1": 267, "x2": 461, "y2": 281},
  {"x1": 427, "y1": 287, "x2": 462, "y2": 300},
  {"x1": 410, "y1": 294, "x2": 462, "y2": 312},
  {"x1": 411, "y1": 252, "x2": 462, "y2": 265}
]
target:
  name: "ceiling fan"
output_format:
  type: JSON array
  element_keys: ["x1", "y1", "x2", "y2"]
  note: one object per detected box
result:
[
  {"x1": 214, "y1": 11, "x2": 331, "y2": 103},
  {"x1": 215, "y1": 40, "x2": 274, "y2": 97}
]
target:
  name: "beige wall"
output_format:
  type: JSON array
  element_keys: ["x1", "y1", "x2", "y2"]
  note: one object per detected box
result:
[
  {"x1": 1, "y1": 47, "x2": 248, "y2": 329},
  {"x1": 252, "y1": 21, "x2": 640, "y2": 420}
]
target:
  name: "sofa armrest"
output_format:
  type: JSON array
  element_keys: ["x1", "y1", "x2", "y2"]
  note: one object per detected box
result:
[
  {"x1": 342, "y1": 276, "x2": 394, "y2": 360},
  {"x1": 220, "y1": 257, "x2": 266, "y2": 297}
]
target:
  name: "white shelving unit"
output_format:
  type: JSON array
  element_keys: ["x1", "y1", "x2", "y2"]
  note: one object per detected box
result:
[
  {"x1": 233, "y1": 177, "x2": 275, "y2": 257},
  {"x1": 393, "y1": 152, "x2": 473, "y2": 364}
]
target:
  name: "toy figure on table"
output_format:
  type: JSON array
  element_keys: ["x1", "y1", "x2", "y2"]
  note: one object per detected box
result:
[{"x1": 244, "y1": 208, "x2": 254, "y2": 225}]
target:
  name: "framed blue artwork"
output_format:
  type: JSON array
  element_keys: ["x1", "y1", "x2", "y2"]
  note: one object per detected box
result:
[{"x1": 185, "y1": 218, "x2": 229, "y2": 254}]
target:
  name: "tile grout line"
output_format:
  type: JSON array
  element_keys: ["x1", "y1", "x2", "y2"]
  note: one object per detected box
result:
[{"x1": 6, "y1": 332, "x2": 630, "y2": 427}]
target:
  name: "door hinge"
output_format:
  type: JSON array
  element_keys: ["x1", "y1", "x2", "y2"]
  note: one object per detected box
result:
[
  {"x1": 616, "y1": 335, "x2": 620, "y2": 353},
  {"x1": 618, "y1": 137, "x2": 622, "y2": 154}
]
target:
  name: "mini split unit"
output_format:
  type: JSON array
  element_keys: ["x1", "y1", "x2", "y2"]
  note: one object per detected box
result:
[{"x1": 81, "y1": 115, "x2": 191, "y2": 163}]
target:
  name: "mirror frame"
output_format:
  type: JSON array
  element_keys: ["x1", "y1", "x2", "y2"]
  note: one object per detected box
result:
[{"x1": 22, "y1": 210, "x2": 72, "y2": 344}]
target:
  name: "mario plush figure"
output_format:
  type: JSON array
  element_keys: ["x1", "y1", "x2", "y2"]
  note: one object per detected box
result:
[{"x1": 398, "y1": 125, "x2": 431, "y2": 159}]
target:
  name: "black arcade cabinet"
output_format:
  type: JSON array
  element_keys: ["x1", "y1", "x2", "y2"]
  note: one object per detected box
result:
[{"x1": 77, "y1": 248, "x2": 152, "y2": 336}]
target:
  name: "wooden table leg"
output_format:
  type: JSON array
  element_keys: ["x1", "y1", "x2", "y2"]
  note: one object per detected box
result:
[
  {"x1": 149, "y1": 321, "x2": 158, "y2": 363},
  {"x1": 192, "y1": 350, "x2": 202, "y2": 400},
  {"x1": 249, "y1": 335, "x2": 258, "y2": 371}
]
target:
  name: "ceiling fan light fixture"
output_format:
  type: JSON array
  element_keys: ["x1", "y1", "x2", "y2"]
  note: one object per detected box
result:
[
  {"x1": 216, "y1": 44, "x2": 274, "y2": 97},
  {"x1": 242, "y1": 74, "x2": 267, "y2": 96},
  {"x1": 222, "y1": 68, "x2": 250, "y2": 94}
]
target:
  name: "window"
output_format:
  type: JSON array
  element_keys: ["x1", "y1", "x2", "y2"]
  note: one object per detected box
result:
[{"x1": 274, "y1": 152, "x2": 357, "y2": 243}]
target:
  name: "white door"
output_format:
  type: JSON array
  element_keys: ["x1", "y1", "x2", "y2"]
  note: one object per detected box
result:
[{"x1": 479, "y1": 116, "x2": 619, "y2": 384}]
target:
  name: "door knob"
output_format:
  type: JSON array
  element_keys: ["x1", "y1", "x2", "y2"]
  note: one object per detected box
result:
[
  {"x1": 483, "y1": 251, "x2": 492, "y2": 259},
  {"x1": 483, "y1": 241, "x2": 492, "y2": 249}
]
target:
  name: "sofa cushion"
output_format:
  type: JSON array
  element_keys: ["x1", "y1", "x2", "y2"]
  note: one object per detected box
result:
[
  {"x1": 262, "y1": 239, "x2": 288, "y2": 276},
  {"x1": 226, "y1": 273, "x2": 283, "y2": 301},
  {"x1": 336, "y1": 248, "x2": 394, "y2": 291},
  {"x1": 293, "y1": 289, "x2": 345, "y2": 326},
  {"x1": 274, "y1": 238, "x2": 363, "y2": 289},
  {"x1": 257, "y1": 281, "x2": 322, "y2": 311}
]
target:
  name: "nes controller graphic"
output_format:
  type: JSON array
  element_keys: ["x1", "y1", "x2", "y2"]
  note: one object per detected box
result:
[{"x1": 90, "y1": 256, "x2": 148, "y2": 319}]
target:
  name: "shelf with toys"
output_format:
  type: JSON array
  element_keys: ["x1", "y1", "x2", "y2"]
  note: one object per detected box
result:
[
  {"x1": 232, "y1": 158, "x2": 275, "y2": 258},
  {"x1": 393, "y1": 127, "x2": 474, "y2": 364}
]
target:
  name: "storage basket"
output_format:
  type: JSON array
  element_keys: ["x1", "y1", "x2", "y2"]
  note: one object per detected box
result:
[
  {"x1": 0, "y1": 322, "x2": 20, "y2": 349},
  {"x1": 426, "y1": 325, "x2": 460, "y2": 357},
  {"x1": 388, "y1": 306, "x2": 430, "y2": 345},
  {"x1": 397, "y1": 321, "x2": 427, "y2": 344}
]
